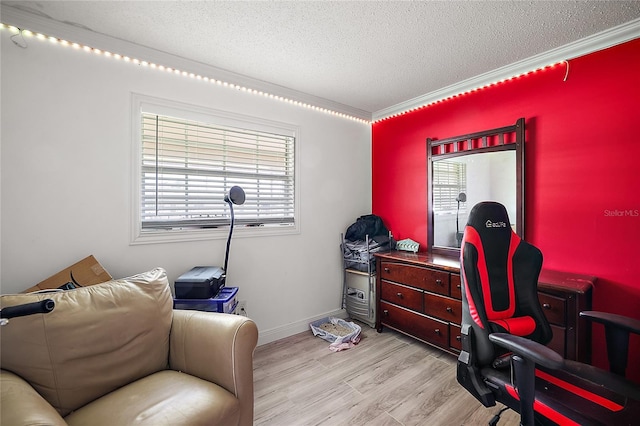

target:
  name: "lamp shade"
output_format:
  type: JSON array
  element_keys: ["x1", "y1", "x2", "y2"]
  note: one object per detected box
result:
[{"x1": 225, "y1": 186, "x2": 246, "y2": 205}]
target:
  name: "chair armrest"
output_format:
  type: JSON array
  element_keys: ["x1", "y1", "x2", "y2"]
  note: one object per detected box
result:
[
  {"x1": 580, "y1": 310, "x2": 640, "y2": 376},
  {"x1": 169, "y1": 310, "x2": 258, "y2": 426},
  {"x1": 488, "y1": 333, "x2": 564, "y2": 426},
  {"x1": 1, "y1": 369, "x2": 67, "y2": 426},
  {"x1": 488, "y1": 333, "x2": 564, "y2": 370},
  {"x1": 580, "y1": 311, "x2": 640, "y2": 335}
]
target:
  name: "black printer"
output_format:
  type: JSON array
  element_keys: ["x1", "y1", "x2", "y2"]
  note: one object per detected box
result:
[{"x1": 174, "y1": 266, "x2": 225, "y2": 299}]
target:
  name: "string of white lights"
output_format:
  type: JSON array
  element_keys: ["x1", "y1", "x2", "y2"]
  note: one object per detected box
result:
[
  {"x1": 372, "y1": 61, "x2": 568, "y2": 123},
  {"x1": 0, "y1": 23, "x2": 371, "y2": 125},
  {"x1": 1, "y1": 22, "x2": 569, "y2": 126}
]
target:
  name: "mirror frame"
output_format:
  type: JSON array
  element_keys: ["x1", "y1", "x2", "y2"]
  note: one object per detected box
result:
[{"x1": 427, "y1": 118, "x2": 525, "y2": 256}]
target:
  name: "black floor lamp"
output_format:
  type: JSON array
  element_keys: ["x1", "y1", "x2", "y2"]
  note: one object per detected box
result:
[
  {"x1": 456, "y1": 192, "x2": 466, "y2": 248},
  {"x1": 174, "y1": 185, "x2": 246, "y2": 299},
  {"x1": 223, "y1": 186, "x2": 246, "y2": 277}
]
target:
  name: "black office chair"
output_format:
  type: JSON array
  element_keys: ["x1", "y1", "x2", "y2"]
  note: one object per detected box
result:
[{"x1": 456, "y1": 201, "x2": 640, "y2": 426}]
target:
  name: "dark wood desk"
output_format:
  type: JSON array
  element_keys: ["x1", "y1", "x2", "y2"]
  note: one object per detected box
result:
[{"x1": 374, "y1": 251, "x2": 595, "y2": 363}]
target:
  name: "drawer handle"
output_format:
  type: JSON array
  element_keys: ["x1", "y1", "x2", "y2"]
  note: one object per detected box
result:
[
  {"x1": 436, "y1": 279, "x2": 443, "y2": 286},
  {"x1": 446, "y1": 307, "x2": 453, "y2": 313},
  {"x1": 396, "y1": 292, "x2": 403, "y2": 299},
  {"x1": 384, "y1": 267, "x2": 390, "y2": 273},
  {"x1": 456, "y1": 284, "x2": 462, "y2": 290},
  {"x1": 456, "y1": 335, "x2": 461, "y2": 341},
  {"x1": 543, "y1": 303, "x2": 551, "y2": 310},
  {"x1": 383, "y1": 310, "x2": 389, "y2": 317},
  {"x1": 434, "y1": 329, "x2": 441, "y2": 335}
]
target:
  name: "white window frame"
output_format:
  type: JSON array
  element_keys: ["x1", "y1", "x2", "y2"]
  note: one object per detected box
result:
[{"x1": 130, "y1": 93, "x2": 300, "y2": 244}]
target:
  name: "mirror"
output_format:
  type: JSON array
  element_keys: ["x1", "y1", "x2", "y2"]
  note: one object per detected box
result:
[
  {"x1": 432, "y1": 150, "x2": 516, "y2": 248},
  {"x1": 427, "y1": 118, "x2": 524, "y2": 255}
]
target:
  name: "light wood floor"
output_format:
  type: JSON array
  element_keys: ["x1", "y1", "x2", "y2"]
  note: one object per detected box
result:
[{"x1": 253, "y1": 321, "x2": 520, "y2": 425}]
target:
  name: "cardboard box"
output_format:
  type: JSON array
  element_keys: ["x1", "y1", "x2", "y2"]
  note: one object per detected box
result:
[{"x1": 23, "y1": 255, "x2": 112, "y2": 293}]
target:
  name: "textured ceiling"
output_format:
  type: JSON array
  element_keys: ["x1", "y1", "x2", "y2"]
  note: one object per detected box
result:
[{"x1": 4, "y1": 1, "x2": 640, "y2": 113}]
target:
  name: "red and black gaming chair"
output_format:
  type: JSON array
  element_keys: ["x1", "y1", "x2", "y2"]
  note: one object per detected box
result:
[{"x1": 457, "y1": 201, "x2": 640, "y2": 426}]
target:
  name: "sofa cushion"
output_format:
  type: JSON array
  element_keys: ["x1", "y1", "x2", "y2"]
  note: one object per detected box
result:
[
  {"x1": 0, "y1": 268, "x2": 173, "y2": 416},
  {"x1": 63, "y1": 370, "x2": 241, "y2": 426}
]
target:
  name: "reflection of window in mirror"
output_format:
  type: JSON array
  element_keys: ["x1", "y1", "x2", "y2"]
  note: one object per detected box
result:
[
  {"x1": 433, "y1": 150, "x2": 516, "y2": 249},
  {"x1": 433, "y1": 161, "x2": 467, "y2": 248}
]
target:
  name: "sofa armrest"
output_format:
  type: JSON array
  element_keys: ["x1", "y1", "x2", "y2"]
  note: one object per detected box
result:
[
  {"x1": 1, "y1": 369, "x2": 67, "y2": 426},
  {"x1": 169, "y1": 310, "x2": 258, "y2": 426}
]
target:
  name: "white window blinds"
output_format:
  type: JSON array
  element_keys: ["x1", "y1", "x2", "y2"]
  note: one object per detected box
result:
[
  {"x1": 433, "y1": 160, "x2": 466, "y2": 212},
  {"x1": 141, "y1": 113, "x2": 295, "y2": 230}
]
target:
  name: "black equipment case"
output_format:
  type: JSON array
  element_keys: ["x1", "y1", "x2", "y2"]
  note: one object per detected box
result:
[{"x1": 174, "y1": 266, "x2": 225, "y2": 299}]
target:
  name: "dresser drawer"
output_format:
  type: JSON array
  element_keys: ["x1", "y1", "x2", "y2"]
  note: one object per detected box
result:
[
  {"x1": 450, "y1": 274, "x2": 462, "y2": 299},
  {"x1": 424, "y1": 293, "x2": 462, "y2": 324},
  {"x1": 380, "y1": 301, "x2": 449, "y2": 348},
  {"x1": 547, "y1": 324, "x2": 566, "y2": 357},
  {"x1": 380, "y1": 261, "x2": 449, "y2": 295},
  {"x1": 538, "y1": 292, "x2": 566, "y2": 326},
  {"x1": 380, "y1": 281, "x2": 423, "y2": 312},
  {"x1": 450, "y1": 324, "x2": 462, "y2": 351}
]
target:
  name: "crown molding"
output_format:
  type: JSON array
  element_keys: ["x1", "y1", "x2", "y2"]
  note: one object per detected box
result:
[
  {"x1": 373, "y1": 18, "x2": 640, "y2": 122},
  {"x1": 1, "y1": 4, "x2": 372, "y2": 122}
]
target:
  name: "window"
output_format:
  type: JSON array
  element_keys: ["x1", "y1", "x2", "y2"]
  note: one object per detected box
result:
[
  {"x1": 132, "y1": 95, "x2": 298, "y2": 243},
  {"x1": 433, "y1": 160, "x2": 466, "y2": 213}
]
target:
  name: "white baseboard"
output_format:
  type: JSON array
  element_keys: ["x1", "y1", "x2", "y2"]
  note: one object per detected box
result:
[{"x1": 257, "y1": 308, "x2": 348, "y2": 346}]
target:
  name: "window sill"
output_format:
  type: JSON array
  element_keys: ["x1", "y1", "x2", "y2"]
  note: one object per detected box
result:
[
  {"x1": 434, "y1": 211, "x2": 467, "y2": 216},
  {"x1": 130, "y1": 223, "x2": 298, "y2": 245}
]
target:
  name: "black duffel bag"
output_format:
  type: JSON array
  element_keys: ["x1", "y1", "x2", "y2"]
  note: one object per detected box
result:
[{"x1": 345, "y1": 214, "x2": 388, "y2": 241}]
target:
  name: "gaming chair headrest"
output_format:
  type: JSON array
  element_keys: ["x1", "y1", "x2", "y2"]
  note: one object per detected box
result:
[{"x1": 465, "y1": 201, "x2": 512, "y2": 243}]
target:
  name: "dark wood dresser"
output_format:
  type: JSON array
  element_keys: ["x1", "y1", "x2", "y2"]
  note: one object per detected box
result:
[{"x1": 374, "y1": 251, "x2": 595, "y2": 363}]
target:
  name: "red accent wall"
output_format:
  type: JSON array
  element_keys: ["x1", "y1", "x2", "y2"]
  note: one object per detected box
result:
[{"x1": 372, "y1": 38, "x2": 640, "y2": 382}]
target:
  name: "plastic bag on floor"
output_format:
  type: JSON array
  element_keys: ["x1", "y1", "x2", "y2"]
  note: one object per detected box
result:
[{"x1": 309, "y1": 317, "x2": 361, "y2": 351}]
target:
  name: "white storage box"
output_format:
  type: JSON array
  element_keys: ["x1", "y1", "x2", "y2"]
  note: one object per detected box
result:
[{"x1": 344, "y1": 270, "x2": 376, "y2": 328}]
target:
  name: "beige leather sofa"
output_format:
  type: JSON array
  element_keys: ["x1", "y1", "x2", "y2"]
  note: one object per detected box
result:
[{"x1": 0, "y1": 268, "x2": 258, "y2": 426}]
